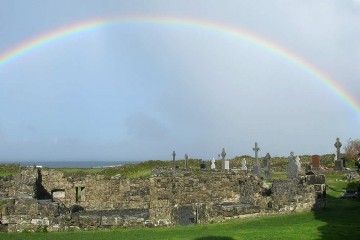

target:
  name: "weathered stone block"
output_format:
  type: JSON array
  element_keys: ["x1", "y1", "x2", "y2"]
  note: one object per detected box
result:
[
  {"x1": 79, "y1": 215, "x2": 101, "y2": 227},
  {"x1": 15, "y1": 199, "x2": 38, "y2": 215},
  {"x1": 30, "y1": 218, "x2": 50, "y2": 226},
  {"x1": 101, "y1": 216, "x2": 123, "y2": 226},
  {"x1": 38, "y1": 201, "x2": 59, "y2": 217},
  {"x1": 306, "y1": 175, "x2": 325, "y2": 184}
]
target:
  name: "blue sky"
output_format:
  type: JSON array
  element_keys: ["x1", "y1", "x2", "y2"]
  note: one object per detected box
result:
[{"x1": 0, "y1": 0, "x2": 359, "y2": 161}]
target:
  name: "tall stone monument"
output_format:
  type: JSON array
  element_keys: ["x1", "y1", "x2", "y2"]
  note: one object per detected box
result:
[
  {"x1": 184, "y1": 153, "x2": 189, "y2": 169},
  {"x1": 172, "y1": 150, "x2": 176, "y2": 172},
  {"x1": 252, "y1": 142, "x2": 261, "y2": 175},
  {"x1": 221, "y1": 148, "x2": 226, "y2": 171},
  {"x1": 295, "y1": 156, "x2": 301, "y2": 173},
  {"x1": 334, "y1": 138, "x2": 343, "y2": 171},
  {"x1": 263, "y1": 153, "x2": 272, "y2": 180}
]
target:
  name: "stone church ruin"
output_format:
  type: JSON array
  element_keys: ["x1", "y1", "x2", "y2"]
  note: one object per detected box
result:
[{"x1": 0, "y1": 166, "x2": 326, "y2": 232}]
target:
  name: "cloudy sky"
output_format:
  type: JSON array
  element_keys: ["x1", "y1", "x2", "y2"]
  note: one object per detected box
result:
[{"x1": 0, "y1": 0, "x2": 359, "y2": 162}]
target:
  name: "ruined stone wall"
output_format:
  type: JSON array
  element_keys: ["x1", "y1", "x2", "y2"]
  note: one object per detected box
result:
[
  {"x1": 0, "y1": 168, "x2": 326, "y2": 232},
  {"x1": 149, "y1": 171, "x2": 248, "y2": 225},
  {"x1": 270, "y1": 179, "x2": 315, "y2": 212},
  {"x1": 40, "y1": 170, "x2": 151, "y2": 211},
  {"x1": 0, "y1": 176, "x2": 13, "y2": 199}
]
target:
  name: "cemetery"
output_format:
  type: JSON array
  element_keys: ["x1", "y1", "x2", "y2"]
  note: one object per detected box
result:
[{"x1": 0, "y1": 138, "x2": 359, "y2": 235}]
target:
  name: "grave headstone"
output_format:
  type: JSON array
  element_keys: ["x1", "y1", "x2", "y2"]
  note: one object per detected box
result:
[
  {"x1": 334, "y1": 138, "x2": 343, "y2": 171},
  {"x1": 221, "y1": 148, "x2": 226, "y2": 171},
  {"x1": 341, "y1": 157, "x2": 346, "y2": 167},
  {"x1": 172, "y1": 151, "x2": 176, "y2": 172},
  {"x1": 312, "y1": 155, "x2": 320, "y2": 169},
  {"x1": 252, "y1": 142, "x2": 261, "y2": 175},
  {"x1": 224, "y1": 159, "x2": 230, "y2": 170},
  {"x1": 200, "y1": 161, "x2": 206, "y2": 170},
  {"x1": 305, "y1": 164, "x2": 314, "y2": 175},
  {"x1": 211, "y1": 157, "x2": 216, "y2": 170},
  {"x1": 184, "y1": 153, "x2": 189, "y2": 169},
  {"x1": 240, "y1": 158, "x2": 247, "y2": 170},
  {"x1": 263, "y1": 153, "x2": 272, "y2": 179},
  {"x1": 287, "y1": 152, "x2": 301, "y2": 179},
  {"x1": 295, "y1": 156, "x2": 301, "y2": 173}
]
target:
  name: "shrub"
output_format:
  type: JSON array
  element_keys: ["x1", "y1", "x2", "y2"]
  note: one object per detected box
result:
[{"x1": 344, "y1": 138, "x2": 360, "y2": 161}]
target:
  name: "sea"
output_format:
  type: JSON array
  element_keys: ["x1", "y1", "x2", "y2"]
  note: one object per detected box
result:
[{"x1": 0, "y1": 160, "x2": 136, "y2": 168}]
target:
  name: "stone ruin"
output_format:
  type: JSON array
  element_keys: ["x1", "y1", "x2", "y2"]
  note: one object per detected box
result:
[{"x1": 0, "y1": 166, "x2": 326, "y2": 233}]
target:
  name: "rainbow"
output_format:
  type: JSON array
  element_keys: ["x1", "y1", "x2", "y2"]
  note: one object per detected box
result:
[{"x1": 0, "y1": 16, "x2": 359, "y2": 116}]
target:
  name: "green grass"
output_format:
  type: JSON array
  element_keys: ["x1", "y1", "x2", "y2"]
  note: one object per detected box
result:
[
  {"x1": 270, "y1": 172, "x2": 287, "y2": 180},
  {"x1": 57, "y1": 168, "x2": 103, "y2": 178},
  {"x1": 0, "y1": 164, "x2": 21, "y2": 177},
  {"x1": 1, "y1": 173, "x2": 359, "y2": 239},
  {"x1": 57, "y1": 159, "x2": 208, "y2": 179}
]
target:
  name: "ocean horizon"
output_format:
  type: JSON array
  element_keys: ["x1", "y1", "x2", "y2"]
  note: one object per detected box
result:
[{"x1": 0, "y1": 160, "x2": 137, "y2": 168}]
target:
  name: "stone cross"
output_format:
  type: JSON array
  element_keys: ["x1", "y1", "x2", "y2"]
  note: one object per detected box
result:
[
  {"x1": 334, "y1": 138, "x2": 342, "y2": 161},
  {"x1": 252, "y1": 142, "x2": 261, "y2": 175},
  {"x1": 334, "y1": 138, "x2": 343, "y2": 171},
  {"x1": 172, "y1": 150, "x2": 176, "y2": 172},
  {"x1": 184, "y1": 153, "x2": 189, "y2": 169},
  {"x1": 221, "y1": 148, "x2": 226, "y2": 170}
]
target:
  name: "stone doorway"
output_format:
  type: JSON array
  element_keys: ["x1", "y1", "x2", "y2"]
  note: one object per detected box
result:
[{"x1": 175, "y1": 205, "x2": 196, "y2": 226}]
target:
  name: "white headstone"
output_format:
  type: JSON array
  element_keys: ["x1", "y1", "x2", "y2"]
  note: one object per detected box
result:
[
  {"x1": 295, "y1": 156, "x2": 301, "y2": 173},
  {"x1": 224, "y1": 159, "x2": 230, "y2": 170},
  {"x1": 241, "y1": 158, "x2": 247, "y2": 170},
  {"x1": 287, "y1": 152, "x2": 301, "y2": 179},
  {"x1": 211, "y1": 157, "x2": 216, "y2": 169}
]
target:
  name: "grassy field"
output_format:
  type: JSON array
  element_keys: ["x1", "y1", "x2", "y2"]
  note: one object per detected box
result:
[
  {"x1": 1, "y1": 173, "x2": 359, "y2": 240},
  {"x1": 0, "y1": 164, "x2": 21, "y2": 177}
]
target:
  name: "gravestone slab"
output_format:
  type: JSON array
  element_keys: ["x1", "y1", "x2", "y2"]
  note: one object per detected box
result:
[
  {"x1": 240, "y1": 158, "x2": 247, "y2": 171},
  {"x1": 221, "y1": 148, "x2": 226, "y2": 171},
  {"x1": 211, "y1": 158, "x2": 216, "y2": 170},
  {"x1": 172, "y1": 151, "x2": 176, "y2": 172},
  {"x1": 263, "y1": 153, "x2": 272, "y2": 180},
  {"x1": 225, "y1": 159, "x2": 230, "y2": 170},
  {"x1": 224, "y1": 160, "x2": 230, "y2": 170},
  {"x1": 287, "y1": 152, "x2": 301, "y2": 179},
  {"x1": 200, "y1": 161, "x2": 206, "y2": 170},
  {"x1": 312, "y1": 155, "x2": 320, "y2": 169},
  {"x1": 184, "y1": 154, "x2": 189, "y2": 169}
]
